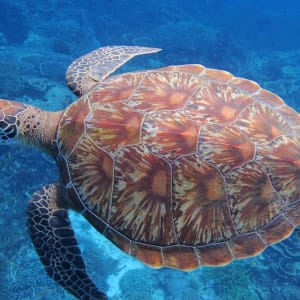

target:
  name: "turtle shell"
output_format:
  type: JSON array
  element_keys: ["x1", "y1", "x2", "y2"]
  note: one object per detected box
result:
[{"x1": 56, "y1": 64, "x2": 300, "y2": 270}]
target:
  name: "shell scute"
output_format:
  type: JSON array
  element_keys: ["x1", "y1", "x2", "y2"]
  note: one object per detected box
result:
[
  {"x1": 230, "y1": 77, "x2": 260, "y2": 94},
  {"x1": 284, "y1": 201, "x2": 300, "y2": 225},
  {"x1": 173, "y1": 64, "x2": 205, "y2": 74},
  {"x1": 257, "y1": 135, "x2": 300, "y2": 203},
  {"x1": 130, "y1": 243, "x2": 163, "y2": 268},
  {"x1": 196, "y1": 243, "x2": 233, "y2": 266},
  {"x1": 129, "y1": 71, "x2": 204, "y2": 112},
  {"x1": 68, "y1": 135, "x2": 113, "y2": 221},
  {"x1": 259, "y1": 215, "x2": 294, "y2": 245},
  {"x1": 185, "y1": 81, "x2": 254, "y2": 123},
  {"x1": 236, "y1": 102, "x2": 291, "y2": 143},
  {"x1": 173, "y1": 154, "x2": 235, "y2": 245},
  {"x1": 88, "y1": 72, "x2": 145, "y2": 105},
  {"x1": 199, "y1": 124, "x2": 255, "y2": 174},
  {"x1": 58, "y1": 96, "x2": 90, "y2": 156},
  {"x1": 227, "y1": 161, "x2": 283, "y2": 233},
  {"x1": 229, "y1": 233, "x2": 265, "y2": 259},
  {"x1": 203, "y1": 68, "x2": 233, "y2": 82},
  {"x1": 86, "y1": 101, "x2": 144, "y2": 155},
  {"x1": 278, "y1": 105, "x2": 300, "y2": 127},
  {"x1": 255, "y1": 88, "x2": 285, "y2": 107},
  {"x1": 142, "y1": 110, "x2": 200, "y2": 159},
  {"x1": 163, "y1": 246, "x2": 200, "y2": 270},
  {"x1": 111, "y1": 144, "x2": 176, "y2": 245}
]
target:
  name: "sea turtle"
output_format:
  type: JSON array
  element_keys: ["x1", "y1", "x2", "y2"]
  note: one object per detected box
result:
[{"x1": 1, "y1": 46, "x2": 300, "y2": 299}]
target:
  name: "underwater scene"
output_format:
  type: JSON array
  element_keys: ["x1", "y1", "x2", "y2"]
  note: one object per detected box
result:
[{"x1": 1, "y1": 0, "x2": 300, "y2": 299}]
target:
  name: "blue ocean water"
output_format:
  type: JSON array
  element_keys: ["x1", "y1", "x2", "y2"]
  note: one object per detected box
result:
[{"x1": 0, "y1": 0, "x2": 300, "y2": 299}]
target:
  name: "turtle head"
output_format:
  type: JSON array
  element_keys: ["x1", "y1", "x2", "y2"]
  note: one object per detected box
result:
[
  {"x1": 0, "y1": 99, "x2": 25, "y2": 144},
  {"x1": 0, "y1": 99, "x2": 63, "y2": 154}
]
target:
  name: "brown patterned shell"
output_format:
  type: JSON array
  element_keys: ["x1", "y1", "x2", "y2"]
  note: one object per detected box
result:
[{"x1": 56, "y1": 64, "x2": 300, "y2": 270}]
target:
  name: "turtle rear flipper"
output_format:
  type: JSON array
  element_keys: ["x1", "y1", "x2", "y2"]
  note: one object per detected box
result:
[{"x1": 26, "y1": 184, "x2": 107, "y2": 300}]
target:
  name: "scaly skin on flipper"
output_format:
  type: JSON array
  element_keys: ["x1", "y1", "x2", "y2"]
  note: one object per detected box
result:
[
  {"x1": 65, "y1": 46, "x2": 161, "y2": 96},
  {"x1": 26, "y1": 184, "x2": 107, "y2": 300}
]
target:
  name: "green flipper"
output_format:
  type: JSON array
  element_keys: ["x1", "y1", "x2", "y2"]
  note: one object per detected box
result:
[
  {"x1": 26, "y1": 184, "x2": 107, "y2": 300},
  {"x1": 66, "y1": 45, "x2": 161, "y2": 96}
]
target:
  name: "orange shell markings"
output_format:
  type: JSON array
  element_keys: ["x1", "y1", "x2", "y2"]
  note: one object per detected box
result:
[
  {"x1": 86, "y1": 101, "x2": 144, "y2": 154},
  {"x1": 57, "y1": 64, "x2": 300, "y2": 270}
]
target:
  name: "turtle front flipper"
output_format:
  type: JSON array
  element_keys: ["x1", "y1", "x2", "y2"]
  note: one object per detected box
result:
[
  {"x1": 66, "y1": 45, "x2": 161, "y2": 96},
  {"x1": 26, "y1": 183, "x2": 107, "y2": 300}
]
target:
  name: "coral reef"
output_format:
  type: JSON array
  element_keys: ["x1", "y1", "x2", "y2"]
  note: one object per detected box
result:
[
  {"x1": 202, "y1": 261, "x2": 259, "y2": 300},
  {"x1": 119, "y1": 269, "x2": 162, "y2": 300}
]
